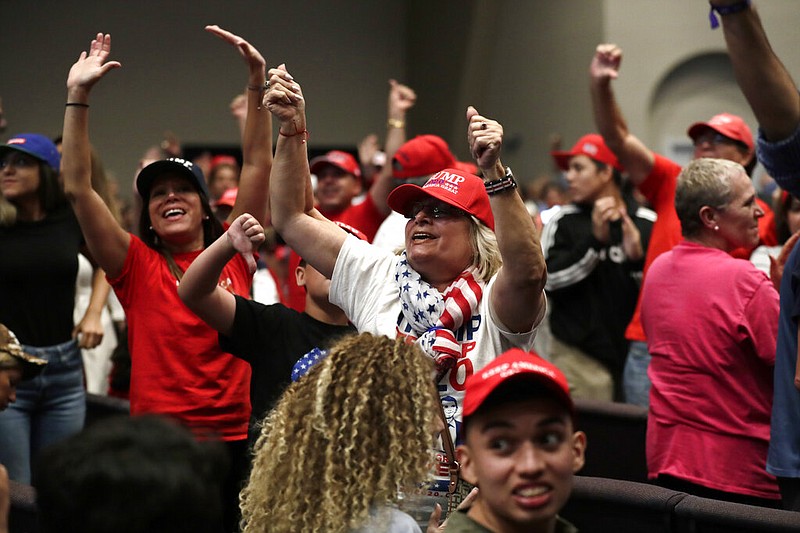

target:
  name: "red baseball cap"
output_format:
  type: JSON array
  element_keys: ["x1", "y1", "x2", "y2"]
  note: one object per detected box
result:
[
  {"x1": 551, "y1": 133, "x2": 622, "y2": 172},
  {"x1": 687, "y1": 113, "x2": 754, "y2": 150},
  {"x1": 392, "y1": 135, "x2": 456, "y2": 179},
  {"x1": 462, "y1": 348, "x2": 573, "y2": 418},
  {"x1": 387, "y1": 168, "x2": 495, "y2": 230},
  {"x1": 309, "y1": 150, "x2": 362, "y2": 179},
  {"x1": 214, "y1": 187, "x2": 238, "y2": 208},
  {"x1": 210, "y1": 154, "x2": 239, "y2": 171}
]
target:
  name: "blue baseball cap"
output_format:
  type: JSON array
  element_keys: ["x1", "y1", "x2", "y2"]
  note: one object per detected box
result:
[
  {"x1": 0, "y1": 133, "x2": 61, "y2": 171},
  {"x1": 135, "y1": 157, "x2": 209, "y2": 200}
]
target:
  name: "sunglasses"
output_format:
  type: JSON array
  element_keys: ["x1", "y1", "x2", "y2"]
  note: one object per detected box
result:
[
  {"x1": 405, "y1": 199, "x2": 467, "y2": 220},
  {"x1": 693, "y1": 132, "x2": 747, "y2": 150}
]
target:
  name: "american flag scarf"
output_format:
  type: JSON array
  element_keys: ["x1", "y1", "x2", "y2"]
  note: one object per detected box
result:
[{"x1": 395, "y1": 252, "x2": 485, "y2": 382}]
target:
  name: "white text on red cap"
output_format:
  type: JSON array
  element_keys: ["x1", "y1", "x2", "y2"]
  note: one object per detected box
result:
[{"x1": 480, "y1": 360, "x2": 558, "y2": 381}]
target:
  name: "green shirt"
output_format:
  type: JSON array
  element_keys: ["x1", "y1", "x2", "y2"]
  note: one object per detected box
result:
[{"x1": 443, "y1": 509, "x2": 578, "y2": 533}]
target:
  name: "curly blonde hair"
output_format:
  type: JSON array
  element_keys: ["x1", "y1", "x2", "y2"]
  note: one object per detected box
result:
[{"x1": 240, "y1": 333, "x2": 438, "y2": 533}]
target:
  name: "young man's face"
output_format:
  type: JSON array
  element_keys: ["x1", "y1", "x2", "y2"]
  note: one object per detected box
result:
[{"x1": 457, "y1": 397, "x2": 586, "y2": 532}]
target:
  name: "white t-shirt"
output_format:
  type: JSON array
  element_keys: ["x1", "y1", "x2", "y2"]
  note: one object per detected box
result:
[
  {"x1": 330, "y1": 236, "x2": 542, "y2": 428},
  {"x1": 372, "y1": 211, "x2": 407, "y2": 252}
]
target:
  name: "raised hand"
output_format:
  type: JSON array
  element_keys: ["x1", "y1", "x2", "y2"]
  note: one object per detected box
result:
[
  {"x1": 358, "y1": 133, "x2": 382, "y2": 167},
  {"x1": 226, "y1": 213, "x2": 266, "y2": 274},
  {"x1": 590, "y1": 43, "x2": 622, "y2": 84},
  {"x1": 205, "y1": 25, "x2": 266, "y2": 75},
  {"x1": 265, "y1": 65, "x2": 305, "y2": 128},
  {"x1": 466, "y1": 106, "x2": 503, "y2": 171},
  {"x1": 230, "y1": 93, "x2": 247, "y2": 122},
  {"x1": 388, "y1": 79, "x2": 417, "y2": 115},
  {"x1": 66, "y1": 33, "x2": 121, "y2": 99}
]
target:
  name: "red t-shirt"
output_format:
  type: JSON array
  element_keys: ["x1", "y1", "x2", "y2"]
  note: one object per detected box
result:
[
  {"x1": 109, "y1": 236, "x2": 252, "y2": 440},
  {"x1": 625, "y1": 155, "x2": 683, "y2": 342}
]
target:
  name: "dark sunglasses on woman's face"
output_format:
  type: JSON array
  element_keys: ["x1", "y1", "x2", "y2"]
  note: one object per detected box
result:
[{"x1": 405, "y1": 199, "x2": 467, "y2": 220}]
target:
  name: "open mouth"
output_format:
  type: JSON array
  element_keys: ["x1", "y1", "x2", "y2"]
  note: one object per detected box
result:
[
  {"x1": 515, "y1": 486, "x2": 549, "y2": 498},
  {"x1": 163, "y1": 208, "x2": 186, "y2": 219},
  {"x1": 412, "y1": 232, "x2": 435, "y2": 242}
]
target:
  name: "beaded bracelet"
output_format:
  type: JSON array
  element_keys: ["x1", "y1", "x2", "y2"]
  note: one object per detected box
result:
[
  {"x1": 247, "y1": 80, "x2": 269, "y2": 110},
  {"x1": 484, "y1": 167, "x2": 518, "y2": 196},
  {"x1": 709, "y1": 0, "x2": 751, "y2": 29}
]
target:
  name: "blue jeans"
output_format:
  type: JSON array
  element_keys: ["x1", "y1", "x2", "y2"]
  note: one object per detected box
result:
[
  {"x1": 623, "y1": 340, "x2": 651, "y2": 408},
  {"x1": 0, "y1": 339, "x2": 85, "y2": 483}
]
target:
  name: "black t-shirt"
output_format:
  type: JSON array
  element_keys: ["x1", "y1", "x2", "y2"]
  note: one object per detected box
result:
[
  {"x1": 0, "y1": 206, "x2": 83, "y2": 346},
  {"x1": 219, "y1": 295, "x2": 356, "y2": 434}
]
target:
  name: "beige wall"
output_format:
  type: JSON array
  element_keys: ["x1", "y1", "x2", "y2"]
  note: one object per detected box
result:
[
  {"x1": 603, "y1": 0, "x2": 800, "y2": 167},
  {"x1": 2, "y1": 0, "x2": 799, "y2": 195}
]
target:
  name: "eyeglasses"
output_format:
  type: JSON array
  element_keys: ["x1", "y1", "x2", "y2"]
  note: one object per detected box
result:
[
  {"x1": 693, "y1": 132, "x2": 744, "y2": 149},
  {"x1": 0, "y1": 154, "x2": 38, "y2": 170},
  {"x1": 405, "y1": 199, "x2": 467, "y2": 220}
]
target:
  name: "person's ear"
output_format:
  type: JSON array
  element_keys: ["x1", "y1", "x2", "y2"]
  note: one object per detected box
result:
[
  {"x1": 699, "y1": 205, "x2": 718, "y2": 230},
  {"x1": 457, "y1": 444, "x2": 479, "y2": 486},
  {"x1": 571, "y1": 430, "x2": 587, "y2": 474},
  {"x1": 351, "y1": 175, "x2": 364, "y2": 197},
  {"x1": 598, "y1": 164, "x2": 614, "y2": 185},
  {"x1": 295, "y1": 265, "x2": 306, "y2": 287}
]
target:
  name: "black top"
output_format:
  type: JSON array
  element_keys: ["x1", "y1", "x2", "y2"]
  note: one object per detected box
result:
[
  {"x1": 219, "y1": 295, "x2": 356, "y2": 441},
  {"x1": 0, "y1": 207, "x2": 83, "y2": 346}
]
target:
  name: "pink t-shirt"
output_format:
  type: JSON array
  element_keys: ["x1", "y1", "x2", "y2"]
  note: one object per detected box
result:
[
  {"x1": 641, "y1": 240, "x2": 779, "y2": 499},
  {"x1": 109, "y1": 236, "x2": 252, "y2": 440}
]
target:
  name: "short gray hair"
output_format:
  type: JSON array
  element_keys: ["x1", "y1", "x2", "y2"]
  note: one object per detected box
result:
[{"x1": 675, "y1": 158, "x2": 744, "y2": 237}]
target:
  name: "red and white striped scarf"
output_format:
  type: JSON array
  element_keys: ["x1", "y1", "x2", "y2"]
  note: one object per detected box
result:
[{"x1": 395, "y1": 252, "x2": 485, "y2": 382}]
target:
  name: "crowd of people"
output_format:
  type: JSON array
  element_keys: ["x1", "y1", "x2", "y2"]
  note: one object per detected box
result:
[{"x1": 1, "y1": 1, "x2": 800, "y2": 532}]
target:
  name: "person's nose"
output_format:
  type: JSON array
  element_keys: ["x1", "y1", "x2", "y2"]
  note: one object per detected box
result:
[
  {"x1": 565, "y1": 169, "x2": 577, "y2": 183},
  {"x1": 412, "y1": 208, "x2": 433, "y2": 224},
  {"x1": 516, "y1": 442, "x2": 546, "y2": 476},
  {"x1": 8, "y1": 389, "x2": 16, "y2": 403}
]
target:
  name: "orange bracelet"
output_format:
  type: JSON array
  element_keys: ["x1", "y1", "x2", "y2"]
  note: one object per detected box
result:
[{"x1": 278, "y1": 124, "x2": 310, "y2": 144}]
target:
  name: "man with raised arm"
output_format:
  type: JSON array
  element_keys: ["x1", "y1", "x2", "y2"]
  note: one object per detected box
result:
[
  {"x1": 711, "y1": 0, "x2": 800, "y2": 511},
  {"x1": 589, "y1": 41, "x2": 775, "y2": 407}
]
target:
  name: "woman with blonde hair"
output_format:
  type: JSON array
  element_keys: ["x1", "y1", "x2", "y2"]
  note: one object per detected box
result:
[{"x1": 240, "y1": 332, "x2": 440, "y2": 533}]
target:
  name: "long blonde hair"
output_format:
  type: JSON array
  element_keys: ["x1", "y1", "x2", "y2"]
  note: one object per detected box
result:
[{"x1": 240, "y1": 333, "x2": 438, "y2": 533}]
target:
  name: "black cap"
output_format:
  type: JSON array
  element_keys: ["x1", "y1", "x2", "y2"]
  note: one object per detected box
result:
[{"x1": 136, "y1": 158, "x2": 209, "y2": 200}]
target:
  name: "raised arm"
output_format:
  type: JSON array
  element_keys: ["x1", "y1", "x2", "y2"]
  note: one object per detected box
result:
[
  {"x1": 369, "y1": 79, "x2": 417, "y2": 216},
  {"x1": 589, "y1": 44, "x2": 655, "y2": 185},
  {"x1": 178, "y1": 213, "x2": 264, "y2": 336},
  {"x1": 712, "y1": 1, "x2": 800, "y2": 142},
  {"x1": 205, "y1": 26, "x2": 272, "y2": 225},
  {"x1": 266, "y1": 66, "x2": 346, "y2": 279},
  {"x1": 466, "y1": 106, "x2": 546, "y2": 332},
  {"x1": 62, "y1": 33, "x2": 130, "y2": 278}
]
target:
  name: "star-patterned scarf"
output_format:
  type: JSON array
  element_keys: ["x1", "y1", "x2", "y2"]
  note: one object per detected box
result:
[{"x1": 395, "y1": 252, "x2": 485, "y2": 382}]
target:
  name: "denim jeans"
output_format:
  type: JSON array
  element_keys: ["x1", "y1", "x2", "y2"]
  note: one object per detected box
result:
[
  {"x1": 623, "y1": 340, "x2": 651, "y2": 408},
  {"x1": 0, "y1": 338, "x2": 85, "y2": 483}
]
